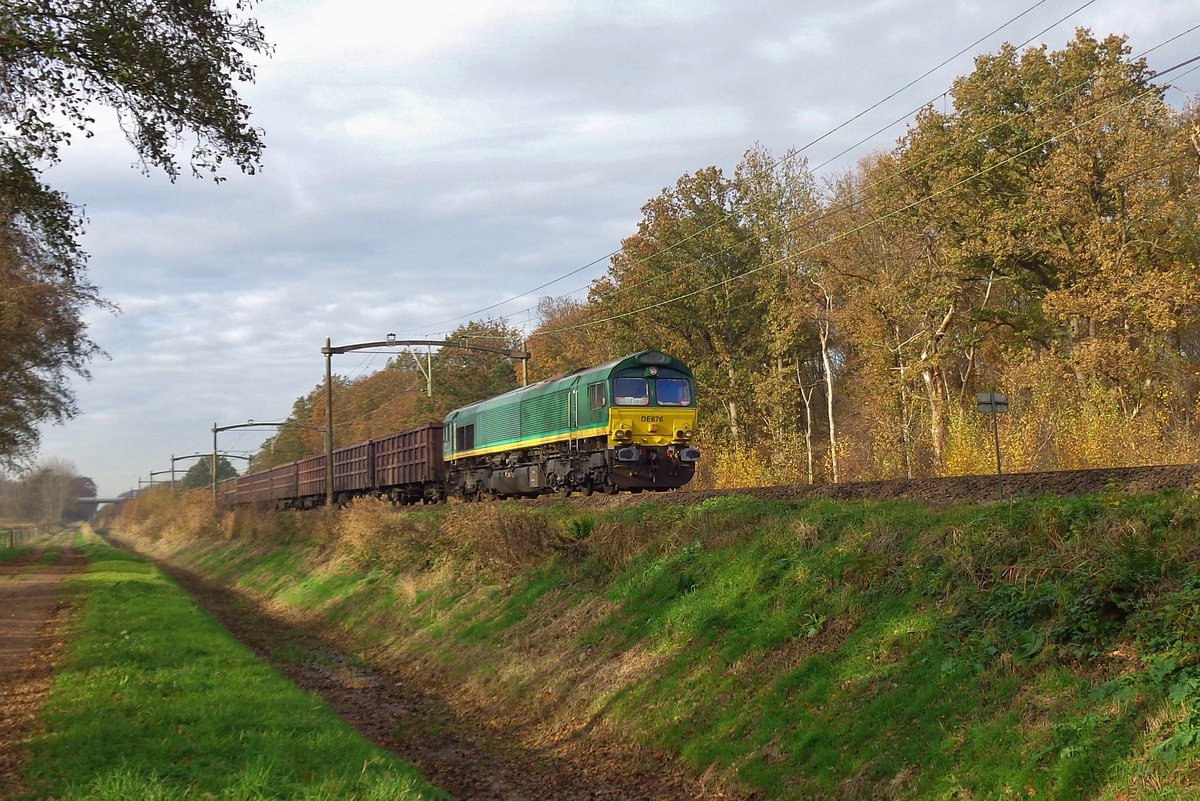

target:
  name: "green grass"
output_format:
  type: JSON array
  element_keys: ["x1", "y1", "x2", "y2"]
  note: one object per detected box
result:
[
  {"x1": 110, "y1": 490, "x2": 1200, "y2": 800},
  {"x1": 566, "y1": 494, "x2": 1199, "y2": 800},
  {"x1": 20, "y1": 541, "x2": 449, "y2": 801},
  {"x1": 0, "y1": 544, "x2": 34, "y2": 563}
]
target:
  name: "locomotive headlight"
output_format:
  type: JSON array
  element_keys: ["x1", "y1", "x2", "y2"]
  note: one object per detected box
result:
[{"x1": 615, "y1": 428, "x2": 633, "y2": 441}]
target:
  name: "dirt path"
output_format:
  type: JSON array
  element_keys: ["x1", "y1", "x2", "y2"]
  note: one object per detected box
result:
[
  {"x1": 0, "y1": 538, "x2": 88, "y2": 798},
  {"x1": 160, "y1": 562, "x2": 747, "y2": 801}
]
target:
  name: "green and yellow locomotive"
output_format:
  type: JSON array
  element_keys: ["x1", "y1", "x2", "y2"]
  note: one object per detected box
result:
[{"x1": 443, "y1": 350, "x2": 700, "y2": 498}]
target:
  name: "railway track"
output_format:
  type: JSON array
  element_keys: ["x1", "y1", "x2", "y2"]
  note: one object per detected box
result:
[{"x1": 560, "y1": 463, "x2": 1200, "y2": 509}]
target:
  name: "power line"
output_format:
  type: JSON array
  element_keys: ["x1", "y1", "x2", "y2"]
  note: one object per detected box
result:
[
  {"x1": 424, "y1": 2, "x2": 1181, "y2": 343},
  {"x1": 532, "y1": 61, "x2": 1200, "y2": 337},
  {"x1": 507, "y1": 27, "x2": 1200, "y2": 338},
  {"x1": 400, "y1": 0, "x2": 1071, "y2": 338}
]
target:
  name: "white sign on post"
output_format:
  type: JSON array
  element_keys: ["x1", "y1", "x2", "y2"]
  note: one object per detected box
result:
[
  {"x1": 976, "y1": 391, "x2": 1008, "y2": 496},
  {"x1": 976, "y1": 391, "x2": 1009, "y2": 414}
]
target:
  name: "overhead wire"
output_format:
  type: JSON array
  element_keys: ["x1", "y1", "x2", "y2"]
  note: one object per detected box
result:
[
  {"x1": 485, "y1": 23, "x2": 1200, "y2": 340},
  {"x1": 423, "y1": 1, "x2": 1178, "y2": 342},
  {"x1": 233, "y1": 11, "x2": 1200, "y2": 463},
  {"x1": 531, "y1": 58, "x2": 1200, "y2": 337},
  {"x1": 400, "y1": 0, "x2": 1073, "y2": 339}
]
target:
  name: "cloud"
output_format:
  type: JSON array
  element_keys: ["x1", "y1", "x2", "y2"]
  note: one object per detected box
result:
[{"x1": 30, "y1": 0, "x2": 1200, "y2": 495}]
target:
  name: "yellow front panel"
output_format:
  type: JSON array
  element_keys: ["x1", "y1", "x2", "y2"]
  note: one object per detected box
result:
[{"x1": 608, "y1": 407, "x2": 697, "y2": 447}]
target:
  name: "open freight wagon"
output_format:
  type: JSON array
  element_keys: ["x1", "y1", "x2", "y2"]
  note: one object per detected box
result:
[{"x1": 231, "y1": 424, "x2": 444, "y2": 508}]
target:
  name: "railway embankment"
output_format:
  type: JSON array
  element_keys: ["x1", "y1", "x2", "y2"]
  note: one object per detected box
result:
[{"x1": 106, "y1": 481, "x2": 1200, "y2": 800}]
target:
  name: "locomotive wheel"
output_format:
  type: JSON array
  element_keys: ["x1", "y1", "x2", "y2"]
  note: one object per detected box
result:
[
  {"x1": 581, "y1": 482, "x2": 594, "y2": 497},
  {"x1": 548, "y1": 473, "x2": 571, "y2": 497}
]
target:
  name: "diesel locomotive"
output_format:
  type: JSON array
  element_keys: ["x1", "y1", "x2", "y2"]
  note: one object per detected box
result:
[{"x1": 219, "y1": 349, "x2": 701, "y2": 507}]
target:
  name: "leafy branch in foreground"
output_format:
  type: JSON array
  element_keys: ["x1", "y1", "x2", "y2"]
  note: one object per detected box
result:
[
  {"x1": 0, "y1": 0, "x2": 271, "y2": 179},
  {"x1": 0, "y1": 1, "x2": 271, "y2": 467}
]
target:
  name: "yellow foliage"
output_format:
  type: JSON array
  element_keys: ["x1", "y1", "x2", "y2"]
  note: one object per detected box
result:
[
  {"x1": 941, "y1": 355, "x2": 1200, "y2": 475},
  {"x1": 708, "y1": 444, "x2": 772, "y2": 489}
]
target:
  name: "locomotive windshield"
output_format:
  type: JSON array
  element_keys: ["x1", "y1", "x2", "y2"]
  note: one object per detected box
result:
[
  {"x1": 613, "y1": 377, "x2": 650, "y2": 406},
  {"x1": 612, "y1": 368, "x2": 693, "y2": 407},
  {"x1": 656, "y1": 378, "x2": 691, "y2": 405}
]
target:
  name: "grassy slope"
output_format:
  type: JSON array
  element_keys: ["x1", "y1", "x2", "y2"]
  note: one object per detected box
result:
[
  {"x1": 112, "y1": 491, "x2": 1200, "y2": 800},
  {"x1": 19, "y1": 532, "x2": 448, "y2": 801}
]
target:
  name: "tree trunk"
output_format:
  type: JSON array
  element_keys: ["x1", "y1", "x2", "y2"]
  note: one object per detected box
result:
[
  {"x1": 725, "y1": 359, "x2": 740, "y2": 443},
  {"x1": 922, "y1": 364, "x2": 948, "y2": 473},
  {"x1": 920, "y1": 305, "x2": 956, "y2": 474},
  {"x1": 818, "y1": 319, "x2": 839, "y2": 484},
  {"x1": 892, "y1": 325, "x2": 914, "y2": 480},
  {"x1": 796, "y1": 359, "x2": 816, "y2": 485}
]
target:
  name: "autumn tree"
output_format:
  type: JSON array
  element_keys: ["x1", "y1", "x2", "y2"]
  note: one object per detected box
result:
[
  {"x1": 335, "y1": 358, "x2": 428, "y2": 444},
  {"x1": 528, "y1": 296, "x2": 621, "y2": 381},
  {"x1": 254, "y1": 392, "x2": 323, "y2": 469},
  {"x1": 179, "y1": 456, "x2": 239, "y2": 490},
  {"x1": 596, "y1": 157, "x2": 776, "y2": 444},
  {"x1": 830, "y1": 28, "x2": 1200, "y2": 472},
  {"x1": 420, "y1": 320, "x2": 525, "y2": 420},
  {"x1": 0, "y1": 0, "x2": 269, "y2": 466},
  {"x1": 0, "y1": 458, "x2": 90, "y2": 523},
  {"x1": 734, "y1": 146, "x2": 832, "y2": 481},
  {"x1": 0, "y1": 211, "x2": 106, "y2": 469}
]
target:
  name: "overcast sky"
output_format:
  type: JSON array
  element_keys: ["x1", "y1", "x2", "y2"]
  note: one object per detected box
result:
[{"x1": 31, "y1": 0, "x2": 1200, "y2": 497}]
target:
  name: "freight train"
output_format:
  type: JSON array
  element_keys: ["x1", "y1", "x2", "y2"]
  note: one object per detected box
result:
[{"x1": 218, "y1": 350, "x2": 701, "y2": 507}]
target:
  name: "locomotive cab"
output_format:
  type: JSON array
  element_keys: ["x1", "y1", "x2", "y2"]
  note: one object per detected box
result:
[{"x1": 603, "y1": 353, "x2": 700, "y2": 489}]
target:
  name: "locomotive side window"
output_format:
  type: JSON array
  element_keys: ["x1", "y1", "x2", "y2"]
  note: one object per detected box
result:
[
  {"x1": 455, "y1": 424, "x2": 475, "y2": 451},
  {"x1": 655, "y1": 378, "x2": 692, "y2": 405},
  {"x1": 588, "y1": 382, "x2": 607, "y2": 410},
  {"x1": 613, "y1": 377, "x2": 650, "y2": 406}
]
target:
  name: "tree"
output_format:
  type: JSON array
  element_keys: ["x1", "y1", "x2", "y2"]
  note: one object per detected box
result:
[
  {"x1": 736, "y1": 145, "x2": 832, "y2": 481},
  {"x1": 65, "y1": 474, "x2": 97, "y2": 521},
  {"x1": 1, "y1": 0, "x2": 269, "y2": 180},
  {"x1": 598, "y1": 159, "x2": 772, "y2": 443},
  {"x1": 420, "y1": 320, "x2": 525, "y2": 419},
  {"x1": 180, "y1": 456, "x2": 239, "y2": 490},
  {"x1": 529, "y1": 296, "x2": 621, "y2": 380},
  {"x1": 0, "y1": 216, "x2": 106, "y2": 468},
  {"x1": 0, "y1": 458, "x2": 87, "y2": 523},
  {"x1": 0, "y1": 1, "x2": 270, "y2": 467},
  {"x1": 254, "y1": 392, "x2": 324, "y2": 469},
  {"x1": 820, "y1": 29, "x2": 1200, "y2": 475}
]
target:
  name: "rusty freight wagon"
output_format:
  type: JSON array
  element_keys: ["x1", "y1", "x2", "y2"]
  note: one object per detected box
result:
[
  {"x1": 293, "y1": 444, "x2": 374, "y2": 507},
  {"x1": 375, "y1": 424, "x2": 444, "y2": 504},
  {"x1": 235, "y1": 470, "x2": 272, "y2": 505},
  {"x1": 268, "y1": 462, "x2": 298, "y2": 505},
  {"x1": 283, "y1": 426, "x2": 443, "y2": 506}
]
